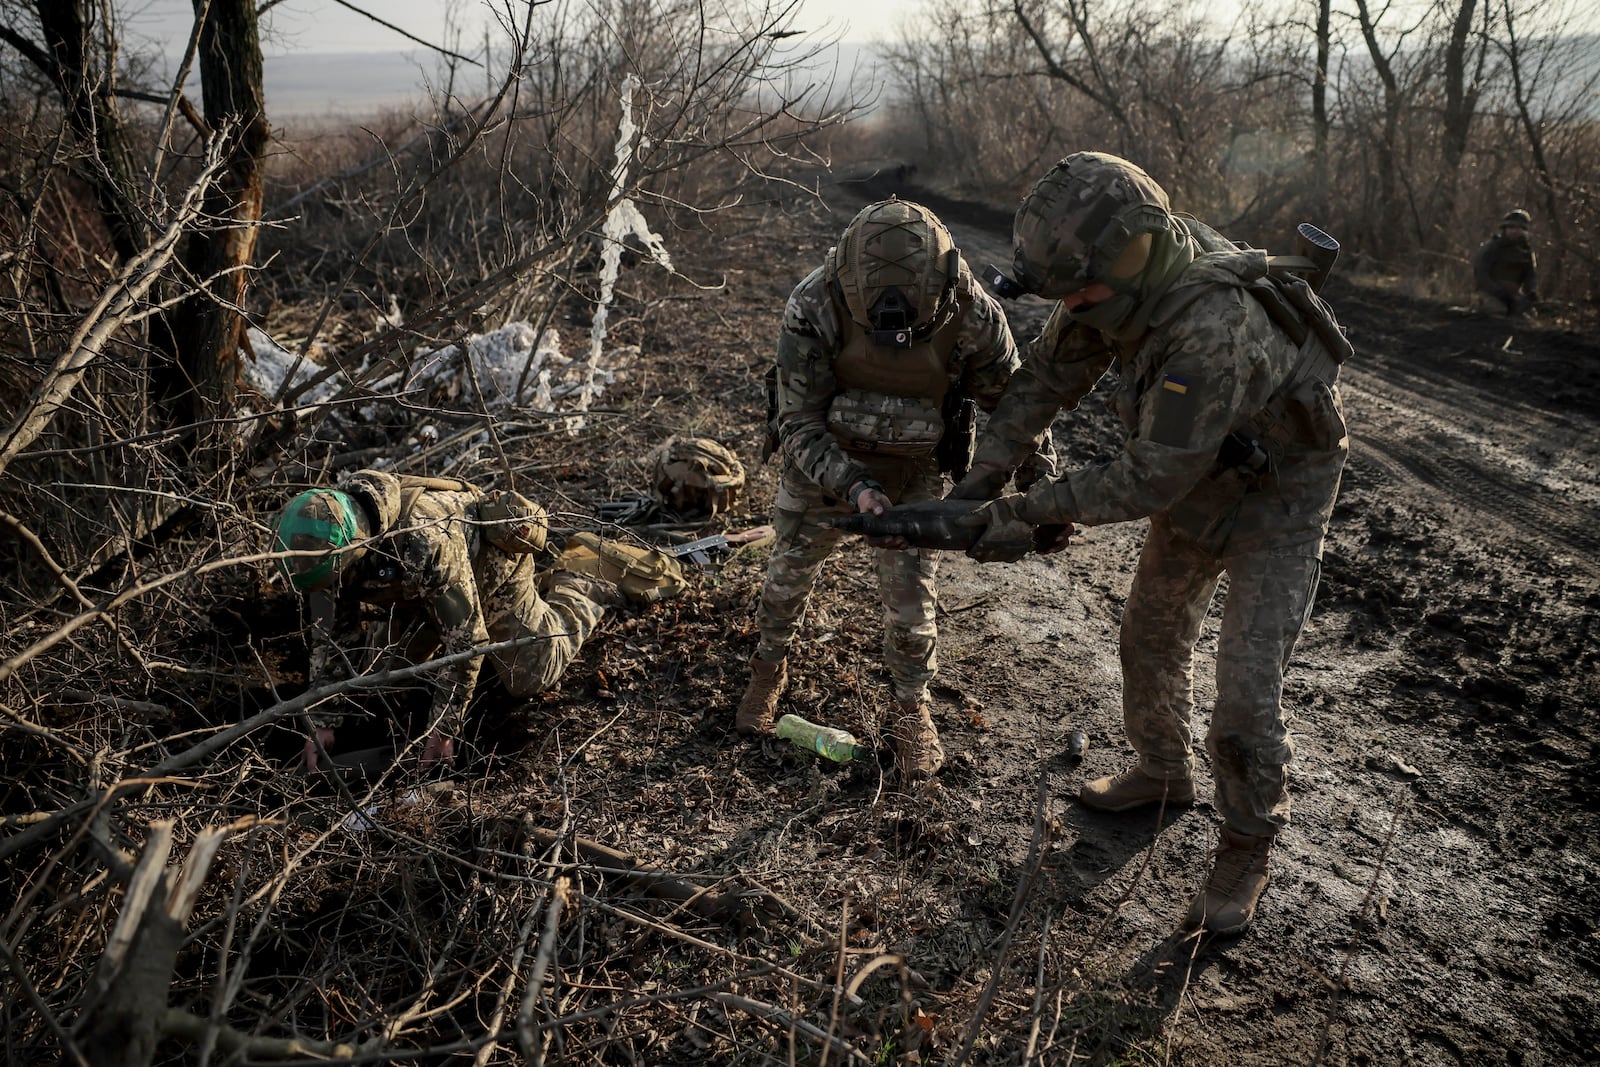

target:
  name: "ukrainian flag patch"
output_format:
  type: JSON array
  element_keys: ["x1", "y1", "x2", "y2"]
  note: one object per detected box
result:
[{"x1": 1162, "y1": 375, "x2": 1189, "y2": 395}]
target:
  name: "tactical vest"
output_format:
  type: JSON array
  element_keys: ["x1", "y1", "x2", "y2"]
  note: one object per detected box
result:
[{"x1": 824, "y1": 273, "x2": 973, "y2": 459}]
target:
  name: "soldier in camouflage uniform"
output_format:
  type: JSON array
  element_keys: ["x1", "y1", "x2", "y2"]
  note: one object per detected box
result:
[
  {"x1": 1473, "y1": 209, "x2": 1539, "y2": 316},
  {"x1": 737, "y1": 199, "x2": 1051, "y2": 781},
  {"x1": 953, "y1": 153, "x2": 1350, "y2": 934},
  {"x1": 274, "y1": 470, "x2": 618, "y2": 770}
]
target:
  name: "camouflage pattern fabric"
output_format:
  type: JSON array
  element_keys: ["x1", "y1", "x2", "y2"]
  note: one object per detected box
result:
[
  {"x1": 1472, "y1": 232, "x2": 1538, "y2": 313},
  {"x1": 971, "y1": 244, "x2": 1348, "y2": 836},
  {"x1": 1119, "y1": 515, "x2": 1318, "y2": 837},
  {"x1": 774, "y1": 260, "x2": 1023, "y2": 501},
  {"x1": 304, "y1": 478, "x2": 608, "y2": 733},
  {"x1": 754, "y1": 460, "x2": 944, "y2": 700},
  {"x1": 648, "y1": 436, "x2": 746, "y2": 516}
]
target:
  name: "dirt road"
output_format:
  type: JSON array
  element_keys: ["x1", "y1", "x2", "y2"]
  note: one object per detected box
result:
[
  {"x1": 688, "y1": 174, "x2": 1600, "y2": 1063},
  {"x1": 838, "y1": 179, "x2": 1600, "y2": 1062}
]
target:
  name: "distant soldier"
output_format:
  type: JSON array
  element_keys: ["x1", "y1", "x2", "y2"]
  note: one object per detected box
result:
[
  {"x1": 1473, "y1": 209, "x2": 1539, "y2": 316},
  {"x1": 737, "y1": 198, "x2": 1052, "y2": 782},
  {"x1": 956, "y1": 153, "x2": 1351, "y2": 935},
  {"x1": 273, "y1": 471, "x2": 672, "y2": 770}
]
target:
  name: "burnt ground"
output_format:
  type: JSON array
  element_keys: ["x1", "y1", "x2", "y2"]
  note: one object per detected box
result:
[
  {"x1": 519, "y1": 173, "x2": 1600, "y2": 1065},
  {"x1": 10, "y1": 171, "x2": 1596, "y2": 1066}
]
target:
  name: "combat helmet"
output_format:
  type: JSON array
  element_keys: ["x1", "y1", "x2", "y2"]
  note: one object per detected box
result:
[
  {"x1": 648, "y1": 436, "x2": 745, "y2": 517},
  {"x1": 1502, "y1": 209, "x2": 1532, "y2": 228},
  {"x1": 273, "y1": 488, "x2": 372, "y2": 591},
  {"x1": 1011, "y1": 152, "x2": 1173, "y2": 299},
  {"x1": 828, "y1": 199, "x2": 961, "y2": 347}
]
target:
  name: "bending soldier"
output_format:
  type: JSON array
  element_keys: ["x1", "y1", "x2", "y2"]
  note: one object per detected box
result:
[
  {"x1": 273, "y1": 471, "x2": 625, "y2": 770},
  {"x1": 738, "y1": 198, "x2": 1052, "y2": 782},
  {"x1": 955, "y1": 153, "x2": 1350, "y2": 935},
  {"x1": 1473, "y1": 209, "x2": 1539, "y2": 316}
]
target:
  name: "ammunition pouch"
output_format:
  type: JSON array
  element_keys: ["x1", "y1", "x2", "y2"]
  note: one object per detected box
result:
[
  {"x1": 761, "y1": 365, "x2": 780, "y2": 464},
  {"x1": 935, "y1": 392, "x2": 978, "y2": 479},
  {"x1": 825, "y1": 389, "x2": 944, "y2": 459},
  {"x1": 554, "y1": 533, "x2": 687, "y2": 605}
]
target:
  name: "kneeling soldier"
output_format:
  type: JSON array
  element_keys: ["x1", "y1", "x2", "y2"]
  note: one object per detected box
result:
[{"x1": 274, "y1": 471, "x2": 637, "y2": 770}]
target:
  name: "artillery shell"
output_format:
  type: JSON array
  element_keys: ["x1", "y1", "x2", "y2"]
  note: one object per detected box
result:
[{"x1": 1064, "y1": 729, "x2": 1089, "y2": 762}]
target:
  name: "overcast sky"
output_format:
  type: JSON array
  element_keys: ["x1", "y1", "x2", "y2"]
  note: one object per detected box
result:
[{"x1": 124, "y1": 0, "x2": 922, "y2": 57}]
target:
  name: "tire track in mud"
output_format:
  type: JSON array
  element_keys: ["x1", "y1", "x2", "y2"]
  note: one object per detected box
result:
[{"x1": 1351, "y1": 427, "x2": 1600, "y2": 575}]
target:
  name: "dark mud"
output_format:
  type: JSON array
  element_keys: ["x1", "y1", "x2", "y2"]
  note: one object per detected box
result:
[{"x1": 604, "y1": 177, "x2": 1600, "y2": 1064}]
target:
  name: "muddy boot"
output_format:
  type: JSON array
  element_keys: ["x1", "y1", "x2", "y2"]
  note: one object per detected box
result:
[
  {"x1": 736, "y1": 653, "x2": 787, "y2": 735},
  {"x1": 889, "y1": 697, "x2": 944, "y2": 782},
  {"x1": 1183, "y1": 827, "x2": 1274, "y2": 935},
  {"x1": 1079, "y1": 765, "x2": 1195, "y2": 813}
]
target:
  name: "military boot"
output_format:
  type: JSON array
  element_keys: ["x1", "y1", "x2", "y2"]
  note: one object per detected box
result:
[
  {"x1": 890, "y1": 697, "x2": 944, "y2": 782},
  {"x1": 1078, "y1": 765, "x2": 1195, "y2": 813},
  {"x1": 736, "y1": 653, "x2": 787, "y2": 735},
  {"x1": 1183, "y1": 827, "x2": 1274, "y2": 935}
]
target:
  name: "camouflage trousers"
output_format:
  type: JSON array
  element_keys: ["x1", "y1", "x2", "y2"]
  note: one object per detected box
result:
[
  {"x1": 382, "y1": 564, "x2": 608, "y2": 704},
  {"x1": 1118, "y1": 513, "x2": 1322, "y2": 838},
  {"x1": 754, "y1": 459, "x2": 943, "y2": 701},
  {"x1": 485, "y1": 569, "x2": 609, "y2": 695}
]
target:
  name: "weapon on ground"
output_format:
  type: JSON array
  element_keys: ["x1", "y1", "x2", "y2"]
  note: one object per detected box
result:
[
  {"x1": 827, "y1": 498, "x2": 1069, "y2": 554},
  {"x1": 664, "y1": 525, "x2": 776, "y2": 566}
]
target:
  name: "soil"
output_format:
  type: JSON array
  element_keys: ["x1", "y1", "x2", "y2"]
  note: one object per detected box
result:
[
  {"x1": 13, "y1": 168, "x2": 1595, "y2": 1066},
  {"x1": 535, "y1": 171, "x2": 1600, "y2": 1065}
]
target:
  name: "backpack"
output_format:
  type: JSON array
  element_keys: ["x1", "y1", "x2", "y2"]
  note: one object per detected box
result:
[{"x1": 554, "y1": 533, "x2": 688, "y2": 604}]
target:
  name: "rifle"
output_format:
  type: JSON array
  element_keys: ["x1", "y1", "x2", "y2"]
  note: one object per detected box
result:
[
  {"x1": 664, "y1": 525, "x2": 776, "y2": 567},
  {"x1": 827, "y1": 498, "x2": 1067, "y2": 554}
]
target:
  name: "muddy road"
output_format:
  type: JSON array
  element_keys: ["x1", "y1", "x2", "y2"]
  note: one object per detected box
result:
[{"x1": 639, "y1": 173, "x2": 1600, "y2": 1064}]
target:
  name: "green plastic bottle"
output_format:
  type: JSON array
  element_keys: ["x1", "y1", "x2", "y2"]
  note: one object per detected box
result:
[{"x1": 776, "y1": 714, "x2": 866, "y2": 763}]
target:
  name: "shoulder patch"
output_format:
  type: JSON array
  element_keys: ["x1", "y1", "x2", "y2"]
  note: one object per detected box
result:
[{"x1": 1149, "y1": 373, "x2": 1201, "y2": 448}]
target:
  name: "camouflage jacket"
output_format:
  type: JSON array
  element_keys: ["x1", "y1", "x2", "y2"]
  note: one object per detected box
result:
[
  {"x1": 974, "y1": 247, "x2": 1349, "y2": 554},
  {"x1": 1473, "y1": 234, "x2": 1538, "y2": 297},
  {"x1": 307, "y1": 482, "x2": 536, "y2": 733},
  {"x1": 774, "y1": 258, "x2": 1028, "y2": 500}
]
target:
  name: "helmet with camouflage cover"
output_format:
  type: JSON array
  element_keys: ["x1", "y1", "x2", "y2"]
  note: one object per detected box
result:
[
  {"x1": 648, "y1": 436, "x2": 745, "y2": 517},
  {"x1": 273, "y1": 487, "x2": 374, "y2": 591},
  {"x1": 339, "y1": 469, "x2": 403, "y2": 530},
  {"x1": 478, "y1": 489, "x2": 549, "y2": 554},
  {"x1": 1502, "y1": 209, "x2": 1532, "y2": 228},
  {"x1": 828, "y1": 199, "x2": 961, "y2": 347},
  {"x1": 1011, "y1": 152, "x2": 1174, "y2": 299}
]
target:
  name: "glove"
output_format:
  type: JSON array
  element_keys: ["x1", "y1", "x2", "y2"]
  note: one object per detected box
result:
[
  {"x1": 957, "y1": 494, "x2": 1037, "y2": 563},
  {"x1": 947, "y1": 463, "x2": 1008, "y2": 501},
  {"x1": 1014, "y1": 431, "x2": 1058, "y2": 493}
]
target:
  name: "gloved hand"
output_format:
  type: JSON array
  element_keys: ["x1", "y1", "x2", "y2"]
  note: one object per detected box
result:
[
  {"x1": 947, "y1": 462, "x2": 1008, "y2": 501},
  {"x1": 957, "y1": 494, "x2": 1037, "y2": 563},
  {"x1": 1014, "y1": 432, "x2": 1058, "y2": 493}
]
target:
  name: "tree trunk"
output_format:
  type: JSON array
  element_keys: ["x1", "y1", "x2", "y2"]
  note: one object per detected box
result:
[
  {"x1": 159, "y1": 0, "x2": 269, "y2": 451},
  {"x1": 1438, "y1": 0, "x2": 1485, "y2": 234},
  {"x1": 33, "y1": 0, "x2": 149, "y2": 262}
]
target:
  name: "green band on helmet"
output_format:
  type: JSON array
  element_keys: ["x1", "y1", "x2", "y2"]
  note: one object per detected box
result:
[{"x1": 274, "y1": 489, "x2": 362, "y2": 590}]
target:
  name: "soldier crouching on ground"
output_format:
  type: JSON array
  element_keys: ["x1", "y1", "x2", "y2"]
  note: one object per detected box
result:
[
  {"x1": 953, "y1": 152, "x2": 1350, "y2": 935},
  {"x1": 737, "y1": 198, "x2": 1052, "y2": 783},
  {"x1": 273, "y1": 470, "x2": 636, "y2": 771},
  {"x1": 1473, "y1": 208, "x2": 1539, "y2": 317}
]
